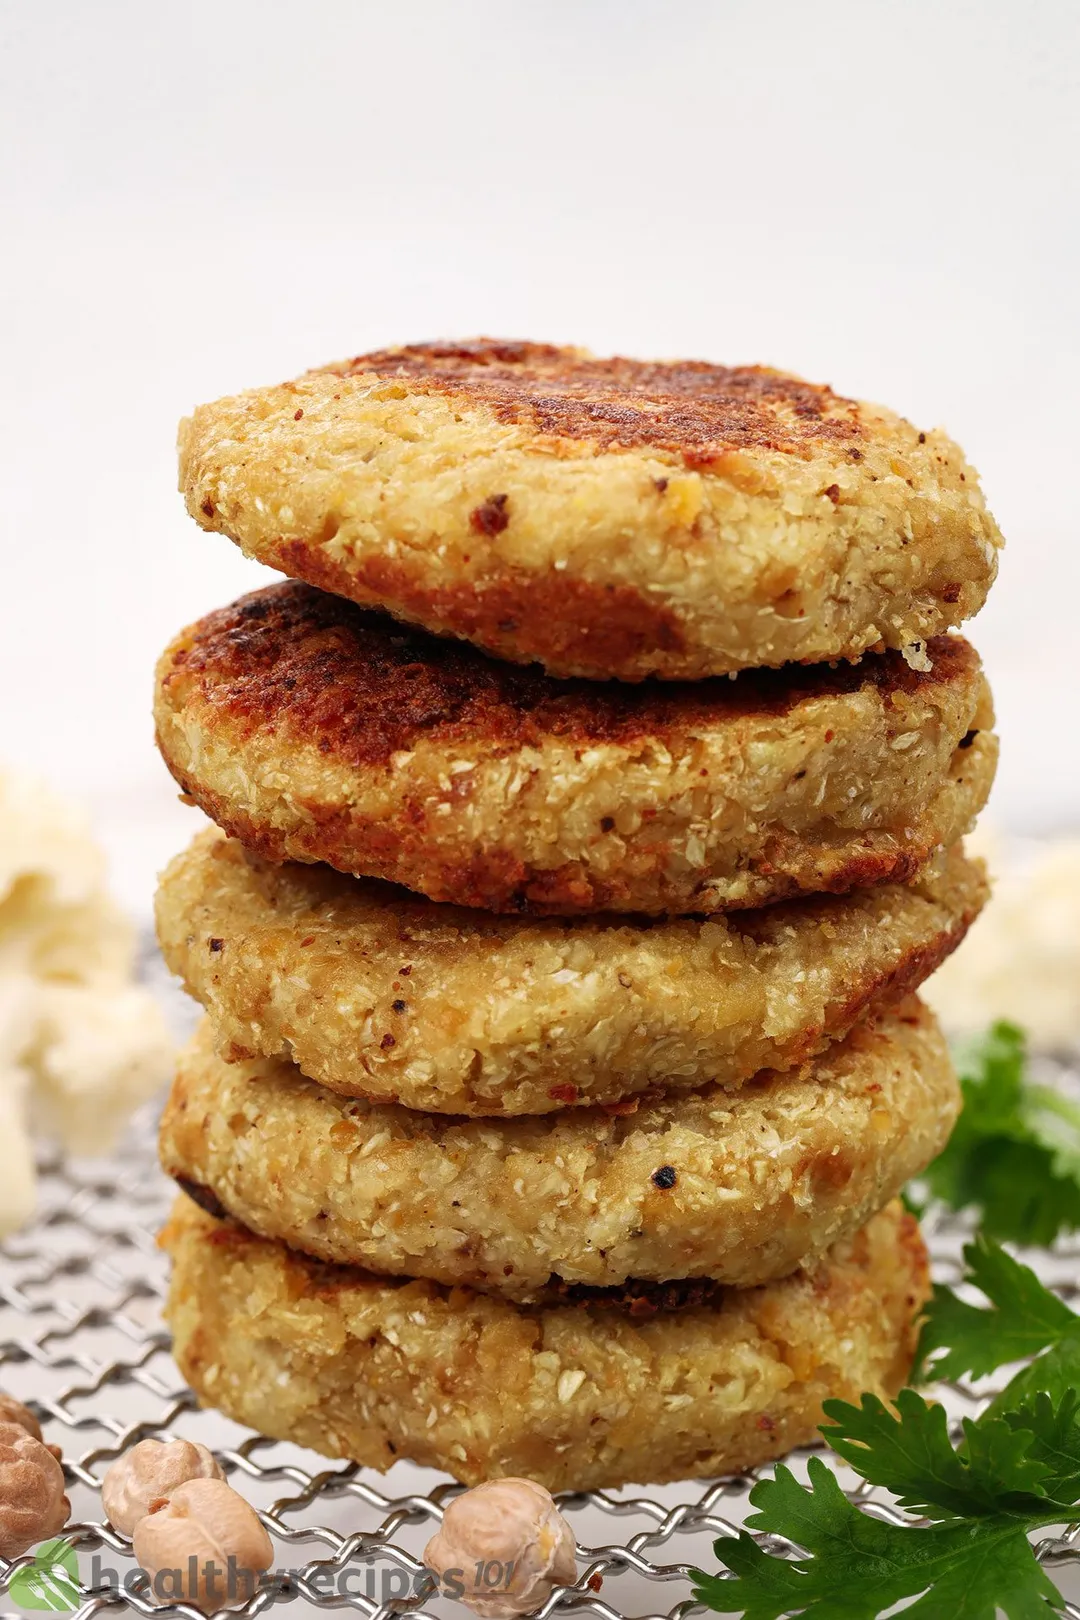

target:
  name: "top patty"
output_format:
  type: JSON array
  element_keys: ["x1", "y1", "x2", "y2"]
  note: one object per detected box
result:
[
  {"x1": 178, "y1": 340, "x2": 1002, "y2": 681},
  {"x1": 154, "y1": 583, "x2": 998, "y2": 916}
]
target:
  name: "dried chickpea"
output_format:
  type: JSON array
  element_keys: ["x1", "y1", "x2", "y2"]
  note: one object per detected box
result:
[
  {"x1": 102, "y1": 1438, "x2": 223, "y2": 1535},
  {"x1": 133, "y1": 1477, "x2": 273, "y2": 1612},
  {"x1": 424, "y1": 1478, "x2": 576, "y2": 1617},
  {"x1": 0, "y1": 1429, "x2": 69, "y2": 1558}
]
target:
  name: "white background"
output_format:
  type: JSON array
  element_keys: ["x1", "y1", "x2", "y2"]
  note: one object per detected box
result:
[{"x1": 2, "y1": 0, "x2": 1078, "y2": 912}]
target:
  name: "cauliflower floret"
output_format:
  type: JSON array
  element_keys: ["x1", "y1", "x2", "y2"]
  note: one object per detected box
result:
[
  {"x1": 924, "y1": 824, "x2": 1080, "y2": 1051},
  {"x1": 0, "y1": 769, "x2": 173, "y2": 1231}
]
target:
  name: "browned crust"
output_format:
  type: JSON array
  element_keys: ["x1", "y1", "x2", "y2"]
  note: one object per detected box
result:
[
  {"x1": 320, "y1": 340, "x2": 869, "y2": 463},
  {"x1": 155, "y1": 582, "x2": 994, "y2": 916},
  {"x1": 273, "y1": 538, "x2": 691, "y2": 677},
  {"x1": 178, "y1": 1198, "x2": 932, "y2": 1307},
  {"x1": 155, "y1": 770, "x2": 987, "y2": 919},
  {"x1": 173, "y1": 1177, "x2": 230, "y2": 1223},
  {"x1": 157, "y1": 581, "x2": 980, "y2": 769},
  {"x1": 890, "y1": 1208, "x2": 933, "y2": 1334},
  {"x1": 174, "y1": 1194, "x2": 903, "y2": 1318},
  {"x1": 500, "y1": 840, "x2": 936, "y2": 917},
  {"x1": 541, "y1": 1277, "x2": 730, "y2": 1316},
  {"x1": 150, "y1": 780, "x2": 539, "y2": 915}
]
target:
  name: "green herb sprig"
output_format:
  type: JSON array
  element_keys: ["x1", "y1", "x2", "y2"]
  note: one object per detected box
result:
[
  {"x1": 692, "y1": 1239, "x2": 1080, "y2": 1620},
  {"x1": 917, "y1": 1021, "x2": 1080, "y2": 1244}
]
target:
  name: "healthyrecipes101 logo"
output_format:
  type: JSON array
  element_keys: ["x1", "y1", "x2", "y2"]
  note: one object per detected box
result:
[
  {"x1": 9, "y1": 1540, "x2": 81, "y2": 1611},
  {"x1": 7, "y1": 1537, "x2": 518, "y2": 1610}
]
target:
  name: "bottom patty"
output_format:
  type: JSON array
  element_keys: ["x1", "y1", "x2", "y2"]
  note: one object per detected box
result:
[
  {"x1": 162, "y1": 1197, "x2": 927, "y2": 1491},
  {"x1": 160, "y1": 998, "x2": 956, "y2": 1298}
]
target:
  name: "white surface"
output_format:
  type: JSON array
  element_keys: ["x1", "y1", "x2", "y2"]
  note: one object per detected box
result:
[{"x1": 1, "y1": 0, "x2": 1078, "y2": 914}]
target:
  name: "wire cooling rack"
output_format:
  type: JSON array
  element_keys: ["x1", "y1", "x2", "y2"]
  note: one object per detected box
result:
[{"x1": 1, "y1": 980, "x2": 1078, "y2": 1620}]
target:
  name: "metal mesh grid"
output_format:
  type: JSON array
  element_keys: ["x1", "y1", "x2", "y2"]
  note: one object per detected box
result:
[{"x1": 1, "y1": 1052, "x2": 1078, "y2": 1619}]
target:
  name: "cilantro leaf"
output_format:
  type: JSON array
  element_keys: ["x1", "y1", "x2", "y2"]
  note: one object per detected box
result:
[
  {"x1": 916, "y1": 1236, "x2": 1078, "y2": 1381},
  {"x1": 920, "y1": 1022, "x2": 1080, "y2": 1244},
  {"x1": 691, "y1": 1458, "x2": 1063, "y2": 1620},
  {"x1": 899, "y1": 1531, "x2": 1062, "y2": 1620},
  {"x1": 820, "y1": 1389, "x2": 1062, "y2": 1518},
  {"x1": 694, "y1": 1236, "x2": 1080, "y2": 1620},
  {"x1": 1004, "y1": 1390, "x2": 1080, "y2": 1503},
  {"x1": 916, "y1": 1236, "x2": 1080, "y2": 1413},
  {"x1": 691, "y1": 1030, "x2": 1080, "y2": 1620},
  {"x1": 1025, "y1": 1085, "x2": 1080, "y2": 1183}
]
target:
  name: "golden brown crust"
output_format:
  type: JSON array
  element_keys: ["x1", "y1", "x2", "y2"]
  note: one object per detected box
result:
[
  {"x1": 154, "y1": 580, "x2": 983, "y2": 763},
  {"x1": 155, "y1": 827, "x2": 985, "y2": 1113},
  {"x1": 154, "y1": 584, "x2": 998, "y2": 916},
  {"x1": 178, "y1": 341, "x2": 1002, "y2": 680},
  {"x1": 159, "y1": 1001, "x2": 958, "y2": 1297},
  {"x1": 330, "y1": 341, "x2": 870, "y2": 459},
  {"x1": 162, "y1": 1196, "x2": 929, "y2": 1490},
  {"x1": 275, "y1": 538, "x2": 692, "y2": 679}
]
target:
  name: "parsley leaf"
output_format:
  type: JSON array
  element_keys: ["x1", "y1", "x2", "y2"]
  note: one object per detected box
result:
[
  {"x1": 916, "y1": 1236, "x2": 1080, "y2": 1410},
  {"x1": 920, "y1": 1022, "x2": 1080, "y2": 1244}
]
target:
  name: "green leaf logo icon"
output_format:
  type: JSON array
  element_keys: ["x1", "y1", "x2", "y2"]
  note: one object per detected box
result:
[{"x1": 9, "y1": 1537, "x2": 80, "y2": 1611}]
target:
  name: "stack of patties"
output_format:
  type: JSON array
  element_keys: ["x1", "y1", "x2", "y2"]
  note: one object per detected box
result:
[{"x1": 153, "y1": 343, "x2": 1000, "y2": 1491}]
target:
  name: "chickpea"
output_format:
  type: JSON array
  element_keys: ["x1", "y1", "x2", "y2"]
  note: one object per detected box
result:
[{"x1": 424, "y1": 1478, "x2": 576, "y2": 1617}]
